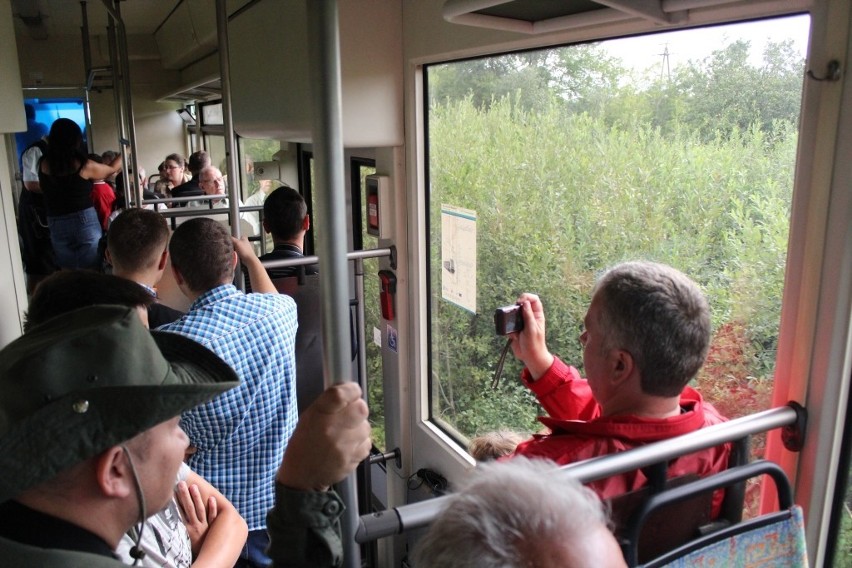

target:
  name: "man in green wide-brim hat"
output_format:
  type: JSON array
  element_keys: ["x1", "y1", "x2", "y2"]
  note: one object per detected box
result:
[{"x1": 0, "y1": 305, "x2": 370, "y2": 567}]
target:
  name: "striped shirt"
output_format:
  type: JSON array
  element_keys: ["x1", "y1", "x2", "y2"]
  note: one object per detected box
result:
[{"x1": 157, "y1": 284, "x2": 298, "y2": 530}]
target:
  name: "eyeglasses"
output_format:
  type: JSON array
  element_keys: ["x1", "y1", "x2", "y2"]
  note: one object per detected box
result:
[{"x1": 164, "y1": 165, "x2": 182, "y2": 170}]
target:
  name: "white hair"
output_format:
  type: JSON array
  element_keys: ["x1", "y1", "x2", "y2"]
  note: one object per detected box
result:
[{"x1": 412, "y1": 457, "x2": 611, "y2": 567}]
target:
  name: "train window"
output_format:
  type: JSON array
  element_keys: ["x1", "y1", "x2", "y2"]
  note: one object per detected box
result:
[
  {"x1": 424, "y1": 14, "x2": 810, "y2": 484},
  {"x1": 201, "y1": 102, "x2": 224, "y2": 126}
]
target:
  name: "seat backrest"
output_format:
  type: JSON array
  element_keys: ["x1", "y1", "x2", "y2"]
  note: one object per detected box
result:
[
  {"x1": 609, "y1": 473, "x2": 713, "y2": 564},
  {"x1": 622, "y1": 460, "x2": 802, "y2": 567},
  {"x1": 273, "y1": 274, "x2": 325, "y2": 414},
  {"x1": 646, "y1": 505, "x2": 807, "y2": 568}
]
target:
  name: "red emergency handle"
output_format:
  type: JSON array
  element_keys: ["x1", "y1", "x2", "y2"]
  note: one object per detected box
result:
[{"x1": 378, "y1": 270, "x2": 397, "y2": 321}]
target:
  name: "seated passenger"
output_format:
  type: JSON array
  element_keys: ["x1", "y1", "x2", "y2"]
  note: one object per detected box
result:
[
  {"x1": 412, "y1": 457, "x2": 626, "y2": 568},
  {"x1": 162, "y1": 153, "x2": 190, "y2": 199},
  {"x1": 468, "y1": 430, "x2": 524, "y2": 462},
  {"x1": 0, "y1": 305, "x2": 370, "y2": 568},
  {"x1": 171, "y1": 151, "x2": 209, "y2": 206},
  {"x1": 244, "y1": 186, "x2": 317, "y2": 293},
  {"x1": 21, "y1": 272, "x2": 248, "y2": 567},
  {"x1": 107, "y1": 208, "x2": 185, "y2": 327},
  {"x1": 507, "y1": 261, "x2": 730, "y2": 514}
]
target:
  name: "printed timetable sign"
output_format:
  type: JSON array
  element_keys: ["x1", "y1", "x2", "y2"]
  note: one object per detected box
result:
[{"x1": 441, "y1": 204, "x2": 477, "y2": 313}]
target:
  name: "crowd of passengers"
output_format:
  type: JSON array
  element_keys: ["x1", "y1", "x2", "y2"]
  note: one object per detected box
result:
[{"x1": 7, "y1": 114, "x2": 733, "y2": 567}]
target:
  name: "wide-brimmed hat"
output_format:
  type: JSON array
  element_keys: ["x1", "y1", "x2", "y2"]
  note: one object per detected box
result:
[{"x1": 0, "y1": 305, "x2": 239, "y2": 502}]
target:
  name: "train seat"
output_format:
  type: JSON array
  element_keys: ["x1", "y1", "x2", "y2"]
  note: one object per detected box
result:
[
  {"x1": 621, "y1": 460, "x2": 807, "y2": 567},
  {"x1": 272, "y1": 274, "x2": 325, "y2": 414}
]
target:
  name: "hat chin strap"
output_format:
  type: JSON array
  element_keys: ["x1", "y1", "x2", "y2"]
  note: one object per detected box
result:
[{"x1": 121, "y1": 446, "x2": 148, "y2": 566}]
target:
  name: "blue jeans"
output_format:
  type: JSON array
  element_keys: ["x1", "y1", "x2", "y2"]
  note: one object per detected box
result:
[
  {"x1": 234, "y1": 529, "x2": 272, "y2": 568},
  {"x1": 47, "y1": 207, "x2": 102, "y2": 270}
]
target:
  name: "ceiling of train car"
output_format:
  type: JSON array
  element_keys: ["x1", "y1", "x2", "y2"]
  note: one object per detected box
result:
[
  {"x1": 442, "y1": 0, "x2": 709, "y2": 32},
  {"x1": 10, "y1": 0, "x2": 176, "y2": 40}
]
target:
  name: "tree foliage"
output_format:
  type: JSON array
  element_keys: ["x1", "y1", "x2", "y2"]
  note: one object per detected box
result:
[{"x1": 426, "y1": 36, "x2": 804, "y2": 440}]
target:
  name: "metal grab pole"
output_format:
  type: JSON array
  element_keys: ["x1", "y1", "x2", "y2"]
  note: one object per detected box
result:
[
  {"x1": 215, "y1": 0, "x2": 241, "y2": 241},
  {"x1": 306, "y1": 2, "x2": 360, "y2": 566},
  {"x1": 102, "y1": 0, "x2": 139, "y2": 207}
]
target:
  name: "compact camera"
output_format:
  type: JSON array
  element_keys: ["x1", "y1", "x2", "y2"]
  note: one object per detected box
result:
[{"x1": 494, "y1": 304, "x2": 524, "y2": 335}]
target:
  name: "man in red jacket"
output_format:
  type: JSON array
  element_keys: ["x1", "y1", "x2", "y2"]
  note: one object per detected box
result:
[{"x1": 509, "y1": 261, "x2": 730, "y2": 514}]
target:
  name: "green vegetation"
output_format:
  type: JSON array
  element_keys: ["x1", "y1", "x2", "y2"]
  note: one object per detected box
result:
[{"x1": 426, "y1": 37, "x2": 804, "y2": 439}]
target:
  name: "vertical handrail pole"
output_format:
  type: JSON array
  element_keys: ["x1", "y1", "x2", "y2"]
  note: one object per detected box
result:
[
  {"x1": 80, "y1": 1, "x2": 94, "y2": 150},
  {"x1": 104, "y1": 12, "x2": 130, "y2": 206},
  {"x1": 306, "y1": 1, "x2": 360, "y2": 566},
  {"x1": 354, "y1": 257, "x2": 368, "y2": 391},
  {"x1": 111, "y1": 0, "x2": 141, "y2": 208},
  {"x1": 215, "y1": 0, "x2": 241, "y2": 242}
]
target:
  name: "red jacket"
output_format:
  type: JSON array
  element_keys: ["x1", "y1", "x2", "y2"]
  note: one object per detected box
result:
[{"x1": 512, "y1": 357, "x2": 731, "y2": 515}]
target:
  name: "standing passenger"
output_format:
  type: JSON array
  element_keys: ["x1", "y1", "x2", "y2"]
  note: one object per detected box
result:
[
  {"x1": 107, "y1": 208, "x2": 185, "y2": 327},
  {"x1": 37, "y1": 118, "x2": 122, "y2": 270},
  {"x1": 16, "y1": 132, "x2": 55, "y2": 293},
  {"x1": 243, "y1": 186, "x2": 317, "y2": 294},
  {"x1": 158, "y1": 218, "x2": 298, "y2": 567}
]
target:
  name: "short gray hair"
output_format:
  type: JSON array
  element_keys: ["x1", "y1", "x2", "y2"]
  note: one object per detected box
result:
[
  {"x1": 593, "y1": 261, "x2": 711, "y2": 397},
  {"x1": 412, "y1": 457, "x2": 611, "y2": 567}
]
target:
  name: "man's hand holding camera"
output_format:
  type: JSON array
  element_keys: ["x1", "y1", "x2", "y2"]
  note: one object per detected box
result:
[{"x1": 509, "y1": 293, "x2": 554, "y2": 381}]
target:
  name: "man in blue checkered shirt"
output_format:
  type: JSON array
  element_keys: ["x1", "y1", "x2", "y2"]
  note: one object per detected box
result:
[{"x1": 158, "y1": 218, "x2": 298, "y2": 567}]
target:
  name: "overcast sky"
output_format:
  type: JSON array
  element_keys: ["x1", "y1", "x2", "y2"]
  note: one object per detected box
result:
[{"x1": 600, "y1": 14, "x2": 811, "y2": 74}]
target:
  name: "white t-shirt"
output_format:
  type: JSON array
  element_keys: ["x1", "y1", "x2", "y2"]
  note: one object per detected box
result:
[
  {"x1": 21, "y1": 143, "x2": 44, "y2": 184},
  {"x1": 115, "y1": 462, "x2": 193, "y2": 568}
]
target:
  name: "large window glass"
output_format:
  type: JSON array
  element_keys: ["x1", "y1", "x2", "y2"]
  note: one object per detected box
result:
[{"x1": 426, "y1": 15, "x2": 809, "y2": 486}]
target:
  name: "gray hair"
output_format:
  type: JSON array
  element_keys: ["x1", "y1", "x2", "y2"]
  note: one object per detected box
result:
[
  {"x1": 412, "y1": 457, "x2": 610, "y2": 567},
  {"x1": 593, "y1": 261, "x2": 711, "y2": 397}
]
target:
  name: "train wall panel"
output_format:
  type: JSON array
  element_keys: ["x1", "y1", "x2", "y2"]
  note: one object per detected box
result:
[{"x1": 228, "y1": 0, "x2": 403, "y2": 147}]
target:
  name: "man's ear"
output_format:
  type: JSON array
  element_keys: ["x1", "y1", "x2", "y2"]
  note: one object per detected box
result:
[
  {"x1": 610, "y1": 349, "x2": 635, "y2": 386},
  {"x1": 157, "y1": 249, "x2": 169, "y2": 272},
  {"x1": 171, "y1": 264, "x2": 185, "y2": 287},
  {"x1": 262, "y1": 218, "x2": 270, "y2": 235},
  {"x1": 302, "y1": 214, "x2": 311, "y2": 231},
  {"x1": 231, "y1": 250, "x2": 239, "y2": 270},
  {"x1": 94, "y1": 446, "x2": 133, "y2": 499},
  {"x1": 104, "y1": 248, "x2": 113, "y2": 267}
]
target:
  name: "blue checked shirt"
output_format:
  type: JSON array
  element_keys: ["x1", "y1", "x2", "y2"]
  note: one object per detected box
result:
[{"x1": 157, "y1": 284, "x2": 298, "y2": 530}]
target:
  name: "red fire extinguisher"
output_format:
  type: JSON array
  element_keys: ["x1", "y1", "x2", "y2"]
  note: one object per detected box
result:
[{"x1": 378, "y1": 270, "x2": 397, "y2": 321}]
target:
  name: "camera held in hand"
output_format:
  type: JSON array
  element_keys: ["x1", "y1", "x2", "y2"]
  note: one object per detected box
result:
[{"x1": 494, "y1": 304, "x2": 524, "y2": 335}]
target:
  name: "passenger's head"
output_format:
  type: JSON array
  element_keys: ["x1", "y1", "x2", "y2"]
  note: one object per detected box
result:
[
  {"x1": 107, "y1": 208, "x2": 171, "y2": 277},
  {"x1": 588, "y1": 261, "x2": 711, "y2": 397},
  {"x1": 46, "y1": 118, "x2": 86, "y2": 173},
  {"x1": 169, "y1": 218, "x2": 235, "y2": 293},
  {"x1": 199, "y1": 166, "x2": 225, "y2": 196},
  {"x1": 25, "y1": 270, "x2": 154, "y2": 332},
  {"x1": 468, "y1": 430, "x2": 525, "y2": 461},
  {"x1": 188, "y1": 151, "x2": 211, "y2": 175},
  {"x1": 163, "y1": 153, "x2": 186, "y2": 186},
  {"x1": 0, "y1": 306, "x2": 238, "y2": 533},
  {"x1": 413, "y1": 457, "x2": 626, "y2": 568},
  {"x1": 263, "y1": 186, "x2": 308, "y2": 241}
]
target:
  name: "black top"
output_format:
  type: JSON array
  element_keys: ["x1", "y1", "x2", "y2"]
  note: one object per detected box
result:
[
  {"x1": 170, "y1": 177, "x2": 205, "y2": 207},
  {"x1": 245, "y1": 244, "x2": 319, "y2": 294},
  {"x1": 0, "y1": 500, "x2": 115, "y2": 558},
  {"x1": 148, "y1": 302, "x2": 184, "y2": 328},
  {"x1": 38, "y1": 164, "x2": 93, "y2": 216}
]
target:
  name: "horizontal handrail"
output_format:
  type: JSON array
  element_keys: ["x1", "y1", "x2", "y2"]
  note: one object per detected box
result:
[
  {"x1": 354, "y1": 403, "x2": 803, "y2": 543},
  {"x1": 260, "y1": 247, "x2": 395, "y2": 270}
]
